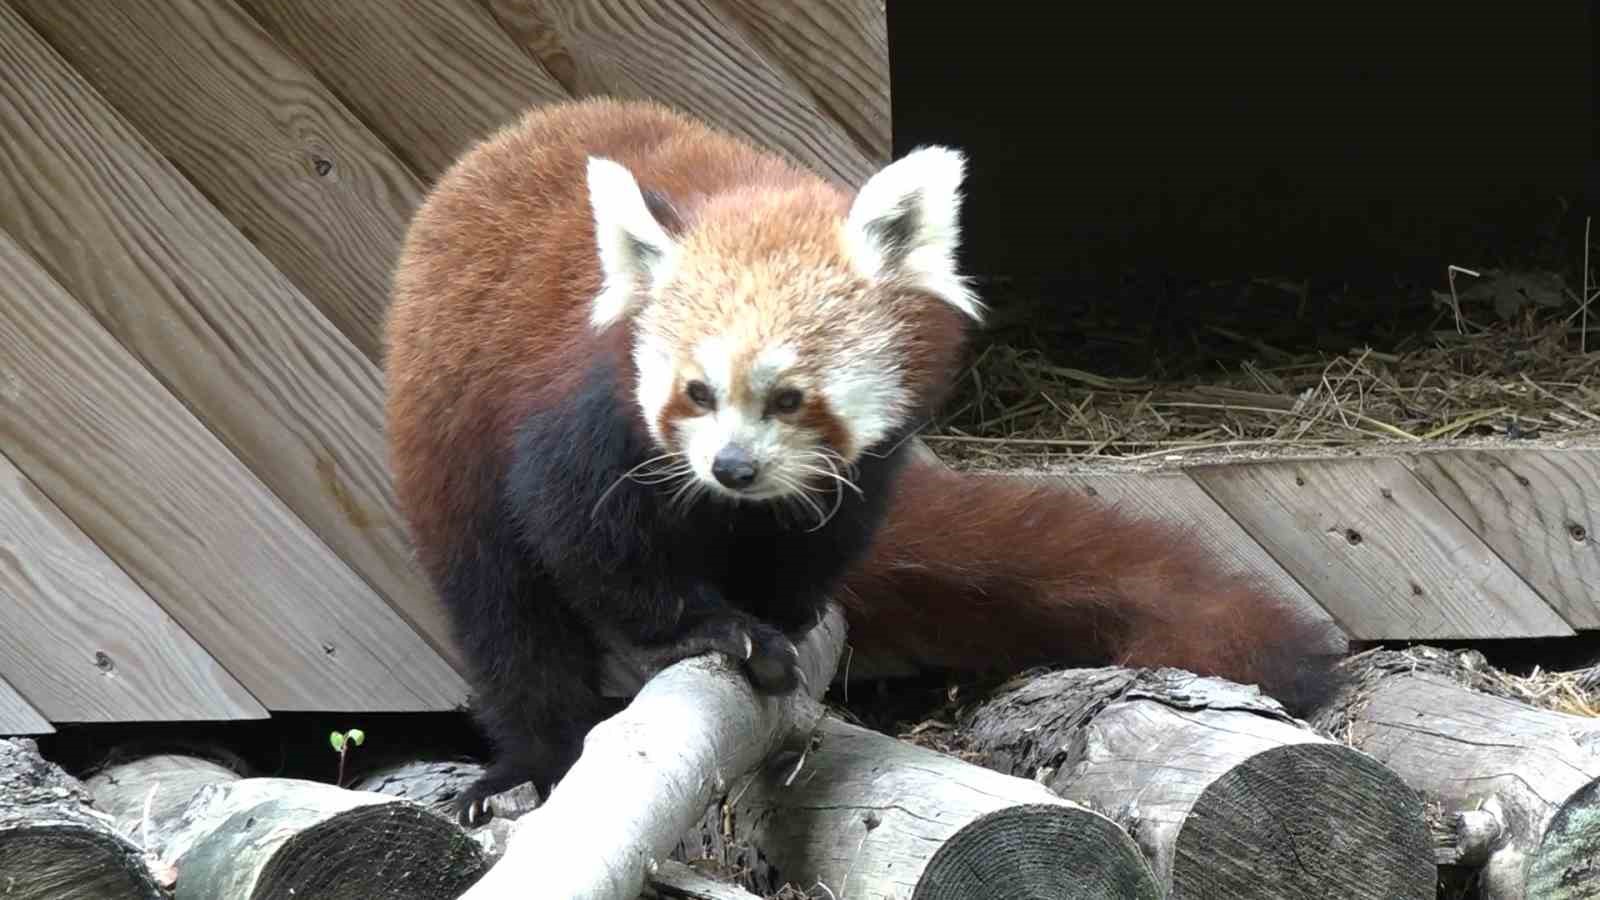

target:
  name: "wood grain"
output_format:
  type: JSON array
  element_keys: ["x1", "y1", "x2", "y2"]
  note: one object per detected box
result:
[
  {"x1": 0, "y1": 4, "x2": 463, "y2": 675},
  {"x1": 0, "y1": 674, "x2": 51, "y2": 735},
  {"x1": 1190, "y1": 457, "x2": 1571, "y2": 640},
  {"x1": 1016, "y1": 469, "x2": 1346, "y2": 648},
  {"x1": 712, "y1": 0, "x2": 890, "y2": 163},
  {"x1": 240, "y1": 0, "x2": 569, "y2": 179},
  {"x1": 1408, "y1": 448, "x2": 1600, "y2": 629},
  {"x1": 0, "y1": 450, "x2": 266, "y2": 723},
  {"x1": 497, "y1": 0, "x2": 875, "y2": 186},
  {"x1": 13, "y1": 0, "x2": 423, "y2": 364},
  {"x1": 0, "y1": 227, "x2": 464, "y2": 711},
  {"x1": 481, "y1": 0, "x2": 582, "y2": 93}
]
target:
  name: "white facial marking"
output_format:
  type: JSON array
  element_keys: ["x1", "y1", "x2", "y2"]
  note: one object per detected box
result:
[
  {"x1": 843, "y1": 146, "x2": 984, "y2": 322},
  {"x1": 632, "y1": 331, "x2": 675, "y2": 445},
  {"x1": 586, "y1": 156, "x2": 679, "y2": 329}
]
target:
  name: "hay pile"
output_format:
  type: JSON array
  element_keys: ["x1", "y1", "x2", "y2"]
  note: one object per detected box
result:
[{"x1": 927, "y1": 262, "x2": 1600, "y2": 469}]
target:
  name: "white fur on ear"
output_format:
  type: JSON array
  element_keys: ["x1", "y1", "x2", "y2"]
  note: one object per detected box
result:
[
  {"x1": 843, "y1": 145, "x2": 983, "y2": 321},
  {"x1": 587, "y1": 156, "x2": 679, "y2": 329}
]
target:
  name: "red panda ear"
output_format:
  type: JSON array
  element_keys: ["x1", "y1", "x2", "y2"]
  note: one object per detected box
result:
[
  {"x1": 844, "y1": 146, "x2": 984, "y2": 322},
  {"x1": 586, "y1": 156, "x2": 681, "y2": 330}
]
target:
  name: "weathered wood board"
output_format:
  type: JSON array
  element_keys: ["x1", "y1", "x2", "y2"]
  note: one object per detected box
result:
[
  {"x1": 0, "y1": 676, "x2": 51, "y2": 736},
  {"x1": 711, "y1": 0, "x2": 890, "y2": 163},
  {"x1": 1016, "y1": 469, "x2": 1347, "y2": 649},
  {"x1": 0, "y1": 229, "x2": 465, "y2": 712},
  {"x1": 0, "y1": 451, "x2": 266, "y2": 723},
  {"x1": 14, "y1": 0, "x2": 424, "y2": 364},
  {"x1": 0, "y1": 5, "x2": 462, "y2": 673},
  {"x1": 1408, "y1": 448, "x2": 1600, "y2": 629},
  {"x1": 239, "y1": 0, "x2": 569, "y2": 179},
  {"x1": 498, "y1": 0, "x2": 874, "y2": 186},
  {"x1": 1190, "y1": 457, "x2": 1571, "y2": 639}
]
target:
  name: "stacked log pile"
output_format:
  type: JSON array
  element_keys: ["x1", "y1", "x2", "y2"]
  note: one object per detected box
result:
[{"x1": 6, "y1": 643, "x2": 1600, "y2": 898}]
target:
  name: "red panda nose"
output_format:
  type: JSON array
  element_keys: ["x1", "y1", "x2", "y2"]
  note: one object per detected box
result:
[{"x1": 711, "y1": 446, "x2": 759, "y2": 489}]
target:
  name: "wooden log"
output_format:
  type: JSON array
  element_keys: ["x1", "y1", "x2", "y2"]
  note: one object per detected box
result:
[
  {"x1": 82, "y1": 751, "x2": 243, "y2": 846},
  {"x1": 687, "y1": 716, "x2": 1161, "y2": 899},
  {"x1": 162, "y1": 777, "x2": 484, "y2": 899},
  {"x1": 1311, "y1": 647, "x2": 1600, "y2": 900},
  {"x1": 643, "y1": 860, "x2": 762, "y2": 899},
  {"x1": 0, "y1": 738, "x2": 163, "y2": 899},
  {"x1": 961, "y1": 667, "x2": 1436, "y2": 899},
  {"x1": 459, "y1": 604, "x2": 852, "y2": 900}
]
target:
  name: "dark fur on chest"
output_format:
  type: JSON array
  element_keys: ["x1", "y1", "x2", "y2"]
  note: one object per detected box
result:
[{"x1": 436, "y1": 360, "x2": 908, "y2": 814}]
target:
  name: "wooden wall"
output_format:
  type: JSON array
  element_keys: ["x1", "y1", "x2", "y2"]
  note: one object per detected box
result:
[{"x1": 0, "y1": 0, "x2": 889, "y2": 733}]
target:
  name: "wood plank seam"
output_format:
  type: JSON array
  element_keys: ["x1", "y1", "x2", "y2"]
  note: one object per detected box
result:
[{"x1": 0, "y1": 443, "x2": 270, "y2": 722}]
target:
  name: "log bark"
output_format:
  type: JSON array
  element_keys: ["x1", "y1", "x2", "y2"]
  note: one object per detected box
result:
[
  {"x1": 459, "y1": 604, "x2": 851, "y2": 900},
  {"x1": 0, "y1": 737, "x2": 164, "y2": 899},
  {"x1": 81, "y1": 750, "x2": 486, "y2": 899},
  {"x1": 961, "y1": 666, "x2": 1436, "y2": 900},
  {"x1": 684, "y1": 716, "x2": 1162, "y2": 899},
  {"x1": 1312, "y1": 646, "x2": 1600, "y2": 900}
]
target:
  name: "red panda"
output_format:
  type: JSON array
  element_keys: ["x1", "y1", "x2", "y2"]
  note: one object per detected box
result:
[{"x1": 384, "y1": 98, "x2": 1345, "y2": 823}]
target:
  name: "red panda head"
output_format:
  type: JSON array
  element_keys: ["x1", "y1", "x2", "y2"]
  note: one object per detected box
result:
[{"x1": 585, "y1": 147, "x2": 981, "y2": 509}]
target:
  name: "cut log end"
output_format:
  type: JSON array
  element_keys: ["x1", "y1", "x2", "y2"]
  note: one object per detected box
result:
[
  {"x1": 1527, "y1": 775, "x2": 1600, "y2": 899},
  {"x1": 914, "y1": 802, "x2": 1162, "y2": 900},
  {"x1": 1169, "y1": 743, "x2": 1434, "y2": 900},
  {"x1": 0, "y1": 822, "x2": 162, "y2": 900},
  {"x1": 168, "y1": 778, "x2": 485, "y2": 899}
]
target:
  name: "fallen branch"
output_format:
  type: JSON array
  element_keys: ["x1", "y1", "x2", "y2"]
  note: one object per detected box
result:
[
  {"x1": 1312, "y1": 647, "x2": 1600, "y2": 900},
  {"x1": 0, "y1": 738, "x2": 163, "y2": 900},
  {"x1": 460, "y1": 604, "x2": 850, "y2": 900},
  {"x1": 687, "y1": 715, "x2": 1162, "y2": 899},
  {"x1": 961, "y1": 667, "x2": 1436, "y2": 899}
]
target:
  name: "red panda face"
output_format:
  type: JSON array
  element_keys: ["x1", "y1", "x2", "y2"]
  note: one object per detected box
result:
[{"x1": 586, "y1": 148, "x2": 982, "y2": 513}]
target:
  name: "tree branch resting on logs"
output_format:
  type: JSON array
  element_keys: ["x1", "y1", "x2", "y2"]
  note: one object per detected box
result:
[
  {"x1": 1312, "y1": 646, "x2": 1600, "y2": 900},
  {"x1": 960, "y1": 666, "x2": 1436, "y2": 900},
  {"x1": 458, "y1": 603, "x2": 851, "y2": 900}
]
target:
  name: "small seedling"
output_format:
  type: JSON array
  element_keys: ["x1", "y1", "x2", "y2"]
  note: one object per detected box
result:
[{"x1": 329, "y1": 727, "x2": 366, "y2": 787}]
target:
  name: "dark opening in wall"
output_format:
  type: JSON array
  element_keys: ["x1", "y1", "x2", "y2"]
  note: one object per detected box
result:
[{"x1": 887, "y1": 1, "x2": 1594, "y2": 376}]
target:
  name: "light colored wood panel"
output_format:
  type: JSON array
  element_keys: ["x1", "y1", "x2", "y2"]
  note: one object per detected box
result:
[
  {"x1": 0, "y1": 223, "x2": 464, "y2": 712},
  {"x1": 0, "y1": 450, "x2": 266, "y2": 723},
  {"x1": 713, "y1": 0, "x2": 890, "y2": 162},
  {"x1": 0, "y1": 674, "x2": 52, "y2": 736},
  {"x1": 1408, "y1": 448, "x2": 1600, "y2": 629},
  {"x1": 0, "y1": 4, "x2": 463, "y2": 676},
  {"x1": 505, "y1": 0, "x2": 875, "y2": 186},
  {"x1": 481, "y1": 0, "x2": 582, "y2": 93},
  {"x1": 239, "y1": 0, "x2": 568, "y2": 179},
  {"x1": 14, "y1": 0, "x2": 423, "y2": 363},
  {"x1": 1189, "y1": 457, "x2": 1571, "y2": 640},
  {"x1": 1013, "y1": 469, "x2": 1346, "y2": 648}
]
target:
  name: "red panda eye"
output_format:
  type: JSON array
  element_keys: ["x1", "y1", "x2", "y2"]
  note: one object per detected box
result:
[
  {"x1": 770, "y1": 389, "x2": 804, "y2": 414},
  {"x1": 686, "y1": 380, "x2": 715, "y2": 409}
]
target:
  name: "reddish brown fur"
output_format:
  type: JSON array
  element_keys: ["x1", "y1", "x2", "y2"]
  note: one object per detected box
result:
[{"x1": 840, "y1": 458, "x2": 1346, "y2": 712}]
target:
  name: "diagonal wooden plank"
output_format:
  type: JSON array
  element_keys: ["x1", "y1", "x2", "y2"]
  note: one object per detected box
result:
[
  {"x1": 14, "y1": 0, "x2": 424, "y2": 363},
  {"x1": 711, "y1": 0, "x2": 890, "y2": 163},
  {"x1": 0, "y1": 673, "x2": 52, "y2": 736},
  {"x1": 239, "y1": 0, "x2": 568, "y2": 179},
  {"x1": 0, "y1": 225, "x2": 465, "y2": 712},
  {"x1": 1190, "y1": 457, "x2": 1572, "y2": 640},
  {"x1": 0, "y1": 449, "x2": 267, "y2": 722},
  {"x1": 494, "y1": 0, "x2": 875, "y2": 186},
  {"x1": 0, "y1": 4, "x2": 462, "y2": 675},
  {"x1": 1408, "y1": 448, "x2": 1600, "y2": 629},
  {"x1": 1007, "y1": 468, "x2": 1347, "y2": 649}
]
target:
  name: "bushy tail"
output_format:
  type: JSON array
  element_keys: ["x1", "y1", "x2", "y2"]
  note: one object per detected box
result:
[{"x1": 838, "y1": 457, "x2": 1347, "y2": 716}]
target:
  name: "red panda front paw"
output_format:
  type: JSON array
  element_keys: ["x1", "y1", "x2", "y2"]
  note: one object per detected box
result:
[{"x1": 745, "y1": 625, "x2": 804, "y2": 694}]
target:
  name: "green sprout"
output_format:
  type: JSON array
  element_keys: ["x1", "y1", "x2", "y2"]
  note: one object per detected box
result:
[{"x1": 329, "y1": 727, "x2": 365, "y2": 787}]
